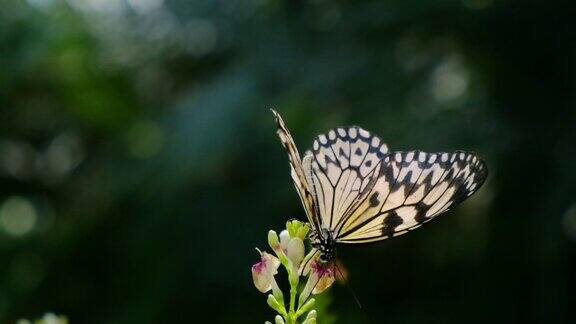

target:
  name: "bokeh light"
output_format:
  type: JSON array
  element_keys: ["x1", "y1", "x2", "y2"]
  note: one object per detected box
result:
[{"x1": 0, "y1": 197, "x2": 37, "y2": 237}]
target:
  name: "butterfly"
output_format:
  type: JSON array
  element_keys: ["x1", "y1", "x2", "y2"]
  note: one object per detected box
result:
[{"x1": 272, "y1": 110, "x2": 488, "y2": 263}]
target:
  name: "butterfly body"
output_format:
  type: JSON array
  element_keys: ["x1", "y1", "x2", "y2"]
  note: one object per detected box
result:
[
  {"x1": 311, "y1": 228, "x2": 337, "y2": 263},
  {"x1": 272, "y1": 110, "x2": 488, "y2": 263}
]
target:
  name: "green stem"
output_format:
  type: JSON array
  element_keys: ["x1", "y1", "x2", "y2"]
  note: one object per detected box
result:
[
  {"x1": 288, "y1": 266, "x2": 298, "y2": 323},
  {"x1": 277, "y1": 262, "x2": 300, "y2": 324},
  {"x1": 290, "y1": 286, "x2": 296, "y2": 312}
]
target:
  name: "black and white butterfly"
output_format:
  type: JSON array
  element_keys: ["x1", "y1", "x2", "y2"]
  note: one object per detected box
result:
[{"x1": 272, "y1": 110, "x2": 488, "y2": 263}]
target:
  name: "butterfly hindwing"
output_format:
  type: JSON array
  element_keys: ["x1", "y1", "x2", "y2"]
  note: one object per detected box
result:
[{"x1": 335, "y1": 151, "x2": 488, "y2": 243}]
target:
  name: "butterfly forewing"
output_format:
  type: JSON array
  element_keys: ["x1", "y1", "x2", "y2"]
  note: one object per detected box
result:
[
  {"x1": 310, "y1": 126, "x2": 389, "y2": 230},
  {"x1": 335, "y1": 151, "x2": 487, "y2": 243},
  {"x1": 272, "y1": 110, "x2": 320, "y2": 229}
]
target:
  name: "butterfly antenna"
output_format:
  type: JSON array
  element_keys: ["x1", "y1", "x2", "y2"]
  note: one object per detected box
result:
[{"x1": 334, "y1": 262, "x2": 362, "y2": 309}]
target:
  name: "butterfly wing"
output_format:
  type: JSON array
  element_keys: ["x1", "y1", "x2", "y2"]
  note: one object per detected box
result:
[
  {"x1": 308, "y1": 126, "x2": 390, "y2": 230},
  {"x1": 274, "y1": 112, "x2": 488, "y2": 245},
  {"x1": 272, "y1": 110, "x2": 320, "y2": 230},
  {"x1": 334, "y1": 150, "x2": 488, "y2": 243}
]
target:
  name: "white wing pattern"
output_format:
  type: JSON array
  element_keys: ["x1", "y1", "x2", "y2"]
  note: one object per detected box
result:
[
  {"x1": 273, "y1": 110, "x2": 488, "y2": 245},
  {"x1": 308, "y1": 126, "x2": 389, "y2": 231}
]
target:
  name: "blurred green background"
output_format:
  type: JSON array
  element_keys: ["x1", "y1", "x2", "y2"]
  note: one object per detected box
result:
[{"x1": 1, "y1": 0, "x2": 576, "y2": 323}]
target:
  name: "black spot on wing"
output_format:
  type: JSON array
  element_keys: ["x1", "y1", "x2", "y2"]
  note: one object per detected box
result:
[
  {"x1": 404, "y1": 170, "x2": 414, "y2": 183},
  {"x1": 355, "y1": 147, "x2": 363, "y2": 156},
  {"x1": 382, "y1": 211, "x2": 403, "y2": 236},
  {"x1": 324, "y1": 154, "x2": 338, "y2": 166},
  {"x1": 419, "y1": 168, "x2": 437, "y2": 192},
  {"x1": 369, "y1": 192, "x2": 380, "y2": 207},
  {"x1": 414, "y1": 201, "x2": 428, "y2": 224},
  {"x1": 380, "y1": 160, "x2": 396, "y2": 183}
]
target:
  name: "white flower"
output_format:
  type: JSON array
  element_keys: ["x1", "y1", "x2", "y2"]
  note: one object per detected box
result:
[
  {"x1": 286, "y1": 236, "x2": 304, "y2": 270},
  {"x1": 252, "y1": 250, "x2": 280, "y2": 293},
  {"x1": 279, "y1": 230, "x2": 291, "y2": 252}
]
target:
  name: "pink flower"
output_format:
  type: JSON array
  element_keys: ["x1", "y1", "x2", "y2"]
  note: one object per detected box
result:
[
  {"x1": 299, "y1": 259, "x2": 335, "y2": 305},
  {"x1": 252, "y1": 251, "x2": 281, "y2": 293},
  {"x1": 309, "y1": 261, "x2": 335, "y2": 294}
]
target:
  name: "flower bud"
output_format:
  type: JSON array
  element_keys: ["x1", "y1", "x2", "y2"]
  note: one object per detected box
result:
[
  {"x1": 268, "y1": 230, "x2": 280, "y2": 250},
  {"x1": 271, "y1": 280, "x2": 284, "y2": 304},
  {"x1": 287, "y1": 237, "x2": 305, "y2": 269},
  {"x1": 267, "y1": 294, "x2": 287, "y2": 316},
  {"x1": 296, "y1": 298, "x2": 315, "y2": 317},
  {"x1": 279, "y1": 230, "x2": 290, "y2": 251},
  {"x1": 305, "y1": 310, "x2": 317, "y2": 320},
  {"x1": 274, "y1": 315, "x2": 285, "y2": 324},
  {"x1": 303, "y1": 318, "x2": 316, "y2": 324}
]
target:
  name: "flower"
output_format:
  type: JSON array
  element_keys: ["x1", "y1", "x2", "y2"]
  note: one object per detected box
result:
[
  {"x1": 252, "y1": 250, "x2": 280, "y2": 293},
  {"x1": 286, "y1": 219, "x2": 310, "y2": 240},
  {"x1": 309, "y1": 261, "x2": 335, "y2": 294},
  {"x1": 286, "y1": 236, "x2": 304, "y2": 270},
  {"x1": 279, "y1": 230, "x2": 291, "y2": 252},
  {"x1": 283, "y1": 221, "x2": 308, "y2": 272},
  {"x1": 253, "y1": 221, "x2": 328, "y2": 323},
  {"x1": 299, "y1": 259, "x2": 335, "y2": 305}
]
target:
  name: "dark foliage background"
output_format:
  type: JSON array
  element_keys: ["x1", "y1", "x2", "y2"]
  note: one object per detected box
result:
[{"x1": 1, "y1": 0, "x2": 575, "y2": 323}]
